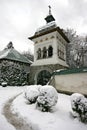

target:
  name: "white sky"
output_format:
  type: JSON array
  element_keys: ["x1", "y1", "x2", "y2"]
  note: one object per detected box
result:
[{"x1": 0, "y1": 0, "x2": 87, "y2": 53}]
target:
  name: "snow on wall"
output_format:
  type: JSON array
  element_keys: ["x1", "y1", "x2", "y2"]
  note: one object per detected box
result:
[
  {"x1": 0, "y1": 49, "x2": 10, "y2": 59},
  {"x1": 54, "y1": 73, "x2": 87, "y2": 95}
]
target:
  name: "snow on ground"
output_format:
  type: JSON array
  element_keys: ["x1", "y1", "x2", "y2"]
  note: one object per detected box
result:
[
  {"x1": 0, "y1": 86, "x2": 24, "y2": 130},
  {"x1": 11, "y1": 88, "x2": 87, "y2": 130},
  {"x1": 0, "y1": 86, "x2": 87, "y2": 130}
]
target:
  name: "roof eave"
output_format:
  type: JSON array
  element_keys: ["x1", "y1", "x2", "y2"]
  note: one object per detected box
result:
[
  {"x1": 0, "y1": 58, "x2": 32, "y2": 65},
  {"x1": 28, "y1": 27, "x2": 69, "y2": 43}
]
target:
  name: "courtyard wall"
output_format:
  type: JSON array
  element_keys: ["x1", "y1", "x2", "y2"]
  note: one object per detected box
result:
[{"x1": 49, "y1": 68, "x2": 87, "y2": 96}]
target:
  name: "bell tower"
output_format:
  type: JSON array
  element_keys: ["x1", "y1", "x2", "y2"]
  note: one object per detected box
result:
[{"x1": 28, "y1": 6, "x2": 69, "y2": 85}]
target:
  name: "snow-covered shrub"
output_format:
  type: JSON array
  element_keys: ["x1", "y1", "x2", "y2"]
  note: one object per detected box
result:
[
  {"x1": 71, "y1": 93, "x2": 87, "y2": 123},
  {"x1": 0, "y1": 61, "x2": 28, "y2": 86},
  {"x1": 1, "y1": 82, "x2": 7, "y2": 87},
  {"x1": 36, "y1": 85, "x2": 58, "y2": 112},
  {"x1": 24, "y1": 85, "x2": 41, "y2": 104}
]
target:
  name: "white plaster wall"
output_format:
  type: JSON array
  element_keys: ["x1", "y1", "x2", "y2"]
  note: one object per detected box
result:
[
  {"x1": 55, "y1": 73, "x2": 87, "y2": 95},
  {"x1": 34, "y1": 32, "x2": 57, "y2": 61},
  {"x1": 32, "y1": 31, "x2": 68, "y2": 67}
]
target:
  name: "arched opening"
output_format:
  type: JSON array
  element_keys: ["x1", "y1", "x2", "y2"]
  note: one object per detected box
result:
[
  {"x1": 37, "y1": 48, "x2": 41, "y2": 59},
  {"x1": 37, "y1": 70, "x2": 51, "y2": 85},
  {"x1": 43, "y1": 47, "x2": 47, "y2": 58},
  {"x1": 48, "y1": 46, "x2": 53, "y2": 57}
]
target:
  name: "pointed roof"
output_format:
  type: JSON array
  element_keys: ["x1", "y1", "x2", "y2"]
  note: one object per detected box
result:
[
  {"x1": 45, "y1": 6, "x2": 55, "y2": 23},
  {"x1": 28, "y1": 7, "x2": 69, "y2": 43},
  {"x1": 0, "y1": 42, "x2": 32, "y2": 64}
]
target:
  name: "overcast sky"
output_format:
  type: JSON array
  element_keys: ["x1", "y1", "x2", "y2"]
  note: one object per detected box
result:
[{"x1": 0, "y1": 0, "x2": 87, "y2": 54}]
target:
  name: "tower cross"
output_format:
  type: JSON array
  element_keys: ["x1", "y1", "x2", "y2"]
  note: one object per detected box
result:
[{"x1": 48, "y1": 5, "x2": 51, "y2": 15}]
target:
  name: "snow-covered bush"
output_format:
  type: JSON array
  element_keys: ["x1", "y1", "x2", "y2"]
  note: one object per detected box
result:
[
  {"x1": 1, "y1": 82, "x2": 7, "y2": 87},
  {"x1": 24, "y1": 85, "x2": 41, "y2": 104},
  {"x1": 36, "y1": 85, "x2": 58, "y2": 112},
  {"x1": 0, "y1": 61, "x2": 28, "y2": 86},
  {"x1": 71, "y1": 93, "x2": 87, "y2": 123}
]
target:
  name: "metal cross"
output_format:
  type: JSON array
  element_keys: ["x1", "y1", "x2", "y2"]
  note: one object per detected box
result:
[{"x1": 48, "y1": 5, "x2": 51, "y2": 15}]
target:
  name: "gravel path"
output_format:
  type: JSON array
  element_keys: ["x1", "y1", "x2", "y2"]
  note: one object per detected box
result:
[{"x1": 3, "y1": 94, "x2": 32, "y2": 130}]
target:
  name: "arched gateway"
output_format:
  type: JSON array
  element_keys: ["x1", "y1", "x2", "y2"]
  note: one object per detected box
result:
[{"x1": 37, "y1": 70, "x2": 51, "y2": 85}]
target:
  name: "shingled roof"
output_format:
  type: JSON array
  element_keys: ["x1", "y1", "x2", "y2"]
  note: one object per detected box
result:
[{"x1": 0, "y1": 42, "x2": 32, "y2": 64}]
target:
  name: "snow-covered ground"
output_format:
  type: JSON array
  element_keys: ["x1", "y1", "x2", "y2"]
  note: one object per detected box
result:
[
  {"x1": 0, "y1": 86, "x2": 24, "y2": 130},
  {"x1": 0, "y1": 86, "x2": 87, "y2": 130}
]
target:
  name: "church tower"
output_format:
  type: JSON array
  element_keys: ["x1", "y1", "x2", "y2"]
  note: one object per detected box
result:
[{"x1": 28, "y1": 6, "x2": 69, "y2": 85}]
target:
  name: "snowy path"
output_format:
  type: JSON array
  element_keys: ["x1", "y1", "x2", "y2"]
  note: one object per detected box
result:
[
  {"x1": 3, "y1": 93, "x2": 32, "y2": 130},
  {"x1": 0, "y1": 86, "x2": 33, "y2": 130}
]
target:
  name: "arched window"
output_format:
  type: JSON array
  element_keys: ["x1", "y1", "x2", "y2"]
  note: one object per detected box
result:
[
  {"x1": 37, "y1": 48, "x2": 41, "y2": 59},
  {"x1": 48, "y1": 46, "x2": 53, "y2": 57},
  {"x1": 43, "y1": 47, "x2": 47, "y2": 58}
]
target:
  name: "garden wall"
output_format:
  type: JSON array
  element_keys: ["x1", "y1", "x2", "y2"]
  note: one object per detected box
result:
[{"x1": 49, "y1": 68, "x2": 87, "y2": 96}]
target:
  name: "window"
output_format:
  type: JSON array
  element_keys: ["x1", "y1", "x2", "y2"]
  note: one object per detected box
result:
[
  {"x1": 43, "y1": 47, "x2": 47, "y2": 58},
  {"x1": 48, "y1": 46, "x2": 53, "y2": 57},
  {"x1": 58, "y1": 46, "x2": 65, "y2": 60},
  {"x1": 37, "y1": 48, "x2": 41, "y2": 59}
]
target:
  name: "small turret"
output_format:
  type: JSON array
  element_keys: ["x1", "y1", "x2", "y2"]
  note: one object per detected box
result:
[{"x1": 45, "y1": 5, "x2": 55, "y2": 23}]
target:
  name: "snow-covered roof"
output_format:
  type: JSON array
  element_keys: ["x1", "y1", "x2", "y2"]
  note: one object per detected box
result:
[
  {"x1": 0, "y1": 48, "x2": 32, "y2": 64},
  {"x1": 35, "y1": 21, "x2": 57, "y2": 35},
  {"x1": 52, "y1": 67, "x2": 87, "y2": 75},
  {"x1": 29, "y1": 21, "x2": 69, "y2": 43}
]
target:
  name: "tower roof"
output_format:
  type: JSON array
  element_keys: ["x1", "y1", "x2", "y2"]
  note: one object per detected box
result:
[
  {"x1": 45, "y1": 5, "x2": 55, "y2": 23},
  {"x1": 29, "y1": 25, "x2": 69, "y2": 43},
  {"x1": 28, "y1": 6, "x2": 69, "y2": 43}
]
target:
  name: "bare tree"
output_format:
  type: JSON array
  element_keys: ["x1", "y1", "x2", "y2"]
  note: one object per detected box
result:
[
  {"x1": 22, "y1": 51, "x2": 34, "y2": 62},
  {"x1": 64, "y1": 28, "x2": 87, "y2": 68},
  {"x1": 76, "y1": 36, "x2": 87, "y2": 67}
]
